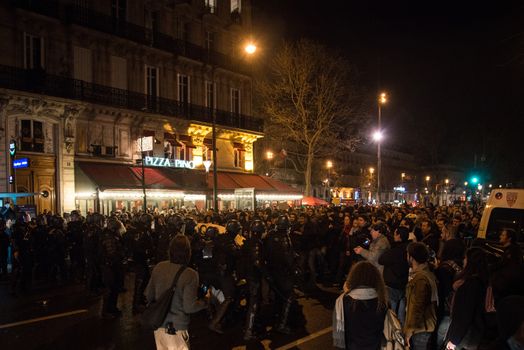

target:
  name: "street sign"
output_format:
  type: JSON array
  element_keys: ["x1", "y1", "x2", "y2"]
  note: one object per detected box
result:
[{"x1": 13, "y1": 158, "x2": 29, "y2": 169}]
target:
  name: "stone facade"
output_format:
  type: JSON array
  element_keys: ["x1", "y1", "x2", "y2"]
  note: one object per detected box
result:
[{"x1": 0, "y1": 0, "x2": 263, "y2": 213}]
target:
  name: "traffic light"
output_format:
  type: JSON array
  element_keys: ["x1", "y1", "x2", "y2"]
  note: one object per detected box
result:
[{"x1": 470, "y1": 177, "x2": 479, "y2": 185}]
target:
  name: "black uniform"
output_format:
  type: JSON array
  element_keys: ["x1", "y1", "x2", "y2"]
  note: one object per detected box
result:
[
  {"x1": 208, "y1": 220, "x2": 241, "y2": 334},
  {"x1": 66, "y1": 220, "x2": 85, "y2": 282},
  {"x1": 264, "y1": 216, "x2": 296, "y2": 334},
  {"x1": 98, "y1": 227, "x2": 124, "y2": 316},
  {"x1": 126, "y1": 222, "x2": 155, "y2": 312},
  {"x1": 84, "y1": 223, "x2": 102, "y2": 293},
  {"x1": 242, "y1": 220, "x2": 267, "y2": 340}
]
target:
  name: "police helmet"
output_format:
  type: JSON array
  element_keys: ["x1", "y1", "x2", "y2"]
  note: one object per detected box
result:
[
  {"x1": 226, "y1": 219, "x2": 242, "y2": 235},
  {"x1": 250, "y1": 219, "x2": 266, "y2": 236},
  {"x1": 276, "y1": 215, "x2": 290, "y2": 231}
]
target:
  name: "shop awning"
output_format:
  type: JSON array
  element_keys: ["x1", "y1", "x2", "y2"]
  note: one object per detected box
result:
[
  {"x1": 207, "y1": 171, "x2": 300, "y2": 193},
  {"x1": 130, "y1": 167, "x2": 179, "y2": 189},
  {"x1": 77, "y1": 162, "x2": 142, "y2": 190}
]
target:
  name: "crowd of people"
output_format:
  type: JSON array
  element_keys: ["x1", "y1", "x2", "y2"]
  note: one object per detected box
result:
[{"x1": 1, "y1": 201, "x2": 523, "y2": 349}]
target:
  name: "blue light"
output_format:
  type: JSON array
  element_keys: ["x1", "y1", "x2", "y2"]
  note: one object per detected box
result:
[{"x1": 13, "y1": 158, "x2": 29, "y2": 169}]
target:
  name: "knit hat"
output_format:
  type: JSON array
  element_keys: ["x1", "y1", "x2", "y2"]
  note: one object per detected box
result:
[{"x1": 407, "y1": 242, "x2": 429, "y2": 263}]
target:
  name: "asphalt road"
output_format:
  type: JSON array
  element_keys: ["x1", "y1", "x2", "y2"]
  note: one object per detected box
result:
[{"x1": 0, "y1": 276, "x2": 340, "y2": 350}]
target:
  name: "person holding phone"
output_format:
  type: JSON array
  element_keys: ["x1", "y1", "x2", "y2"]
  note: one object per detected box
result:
[{"x1": 353, "y1": 223, "x2": 390, "y2": 274}]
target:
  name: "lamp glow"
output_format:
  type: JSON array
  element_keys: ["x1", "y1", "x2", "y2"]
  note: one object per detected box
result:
[
  {"x1": 372, "y1": 131, "x2": 383, "y2": 142},
  {"x1": 244, "y1": 43, "x2": 257, "y2": 55}
]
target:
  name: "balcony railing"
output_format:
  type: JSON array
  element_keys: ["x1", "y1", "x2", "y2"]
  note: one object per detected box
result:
[
  {"x1": 0, "y1": 64, "x2": 264, "y2": 133},
  {"x1": 13, "y1": 0, "x2": 248, "y2": 74}
]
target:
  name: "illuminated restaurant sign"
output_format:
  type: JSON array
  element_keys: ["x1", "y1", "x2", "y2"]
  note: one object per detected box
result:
[{"x1": 144, "y1": 156, "x2": 195, "y2": 169}]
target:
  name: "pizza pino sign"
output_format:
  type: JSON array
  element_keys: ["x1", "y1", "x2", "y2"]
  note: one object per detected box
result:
[{"x1": 144, "y1": 156, "x2": 195, "y2": 169}]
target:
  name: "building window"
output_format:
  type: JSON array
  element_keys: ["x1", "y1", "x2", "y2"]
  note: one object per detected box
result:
[
  {"x1": 20, "y1": 119, "x2": 45, "y2": 153},
  {"x1": 231, "y1": 0, "x2": 241, "y2": 13},
  {"x1": 145, "y1": 65, "x2": 158, "y2": 97},
  {"x1": 111, "y1": 0, "x2": 126, "y2": 21},
  {"x1": 205, "y1": 81, "x2": 215, "y2": 108},
  {"x1": 24, "y1": 33, "x2": 44, "y2": 70},
  {"x1": 175, "y1": 18, "x2": 189, "y2": 41},
  {"x1": 234, "y1": 148, "x2": 245, "y2": 168},
  {"x1": 205, "y1": 0, "x2": 216, "y2": 13},
  {"x1": 231, "y1": 88, "x2": 240, "y2": 115},
  {"x1": 178, "y1": 74, "x2": 190, "y2": 104},
  {"x1": 205, "y1": 31, "x2": 215, "y2": 51}
]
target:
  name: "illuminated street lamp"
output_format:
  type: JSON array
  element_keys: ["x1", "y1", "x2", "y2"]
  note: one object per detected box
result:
[
  {"x1": 244, "y1": 42, "x2": 257, "y2": 55},
  {"x1": 326, "y1": 160, "x2": 333, "y2": 169},
  {"x1": 266, "y1": 151, "x2": 274, "y2": 160},
  {"x1": 464, "y1": 181, "x2": 468, "y2": 186},
  {"x1": 445, "y1": 179, "x2": 449, "y2": 185},
  {"x1": 375, "y1": 91, "x2": 388, "y2": 204},
  {"x1": 369, "y1": 167, "x2": 375, "y2": 174}
]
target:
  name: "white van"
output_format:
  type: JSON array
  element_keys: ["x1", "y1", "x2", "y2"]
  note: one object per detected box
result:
[{"x1": 477, "y1": 189, "x2": 524, "y2": 244}]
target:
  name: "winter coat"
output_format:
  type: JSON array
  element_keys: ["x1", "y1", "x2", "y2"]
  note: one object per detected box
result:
[
  {"x1": 343, "y1": 288, "x2": 386, "y2": 350},
  {"x1": 378, "y1": 241, "x2": 409, "y2": 290},
  {"x1": 404, "y1": 266, "x2": 438, "y2": 337},
  {"x1": 360, "y1": 234, "x2": 391, "y2": 273}
]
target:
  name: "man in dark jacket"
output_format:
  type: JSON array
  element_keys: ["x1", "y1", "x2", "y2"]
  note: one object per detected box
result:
[{"x1": 378, "y1": 226, "x2": 410, "y2": 324}]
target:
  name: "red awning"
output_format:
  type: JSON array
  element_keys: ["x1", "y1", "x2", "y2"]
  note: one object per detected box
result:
[
  {"x1": 302, "y1": 196, "x2": 329, "y2": 206},
  {"x1": 130, "y1": 167, "x2": 179, "y2": 189},
  {"x1": 78, "y1": 162, "x2": 142, "y2": 190},
  {"x1": 206, "y1": 172, "x2": 300, "y2": 193}
]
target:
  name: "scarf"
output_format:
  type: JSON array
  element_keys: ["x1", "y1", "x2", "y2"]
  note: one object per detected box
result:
[{"x1": 334, "y1": 288, "x2": 378, "y2": 332}]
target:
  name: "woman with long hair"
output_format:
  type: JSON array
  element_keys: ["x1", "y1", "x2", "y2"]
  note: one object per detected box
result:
[
  {"x1": 446, "y1": 247, "x2": 490, "y2": 350},
  {"x1": 342, "y1": 261, "x2": 388, "y2": 350}
]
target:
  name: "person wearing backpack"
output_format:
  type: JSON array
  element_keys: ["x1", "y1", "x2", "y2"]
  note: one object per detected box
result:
[
  {"x1": 145, "y1": 234, "x2": 208, "y2": 350},
  {"x1": 445, "y1": 248, "x2": 490, "y2": 350}
]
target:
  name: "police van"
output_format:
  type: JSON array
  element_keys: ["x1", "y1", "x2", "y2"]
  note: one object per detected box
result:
[{"x1": 477, "y1": 189, "x2": 524, "y2": 245}]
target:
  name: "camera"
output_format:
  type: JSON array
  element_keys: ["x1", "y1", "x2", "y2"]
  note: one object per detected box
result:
[{"x1": 166, "y1": 322, "x2": 177, "y2": 335}]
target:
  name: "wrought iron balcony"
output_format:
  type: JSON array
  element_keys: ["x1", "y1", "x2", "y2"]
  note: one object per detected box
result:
[
  {"x1": 12, "y1": 0, "x2": 249, "y2": 74},
  {"x1": 0, "y1": 64, "x2": 264, "y2": 133}
]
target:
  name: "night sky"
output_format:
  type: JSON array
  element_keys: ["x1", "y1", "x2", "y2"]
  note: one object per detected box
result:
[{"x1": 253, "y1": 0, "x2": 524, "y2": 184}]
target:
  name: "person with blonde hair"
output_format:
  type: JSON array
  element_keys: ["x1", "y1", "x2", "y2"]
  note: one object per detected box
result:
[{"x1": 339, "y1": 261, "x2": 388, "y2": 350}]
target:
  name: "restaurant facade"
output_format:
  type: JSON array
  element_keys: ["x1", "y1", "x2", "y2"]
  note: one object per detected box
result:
[{"x1": 0, "y1": 0, "x2": 301, "y2": 214}]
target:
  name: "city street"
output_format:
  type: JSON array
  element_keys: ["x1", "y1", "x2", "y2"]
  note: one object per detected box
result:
[{"x1": 0, "y1": 277, "x2": 338, "y2": 350}]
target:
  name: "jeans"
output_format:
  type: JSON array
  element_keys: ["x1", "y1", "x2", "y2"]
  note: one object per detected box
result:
[
  {"x1": 437, "y1": 315, "x2": 451, "y2": 349},
  {"x1": 411, "y1": 332, "x2": 431, "y2": 350},
  {"x1": 387, "y1": 286, "x2": 406, "y2": 326}
]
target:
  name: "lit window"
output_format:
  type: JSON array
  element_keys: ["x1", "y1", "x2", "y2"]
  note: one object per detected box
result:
[
  {"x1": 231, "y1": 0, "x2": 241, "y2": 13},
  {"x1": 205, "y1": 0, "x2": 216, "y2": 13}
]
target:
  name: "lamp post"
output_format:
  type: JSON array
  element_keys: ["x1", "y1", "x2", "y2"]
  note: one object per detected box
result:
[
  {"x1": 326, "y1": 160, "x2": 333, "y2": 201},
  {"x1": 210, "y1": 42, "x2": 257, "y2": 212},
  {"x1": 376, "y1": 92, "x2": 387, "y2": 204},
  {"x1": 140, "y1": 135, "x2": 147, "y2": 212},
  {"x1": 369, "y1": 167, "x2": 375, "y2": 204}
]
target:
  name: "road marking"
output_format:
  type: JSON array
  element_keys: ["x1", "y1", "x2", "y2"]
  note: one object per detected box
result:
[
  {"x1": 0, "y1": 309, "x2": 88, "y2": 329},
  {"x1": 276, "y1": 326, "x2": 333, "y2": 350}
]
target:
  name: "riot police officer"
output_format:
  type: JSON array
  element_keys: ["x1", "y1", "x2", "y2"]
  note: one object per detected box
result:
[
  {"x1": 128, "y1": 213, "x2": 155, "y2": 314},
  {"x1": 265, "y1": 215, "x2": 297, "y2": 334},
  {"x1": 84, "y1": 213, "x2": 103, "y2": 294},
  {"x1": 208, "y1": 219, "x2": 242, "y2": 334},
  {"x1": 98, "y1": 216, "x2": 125, "y2": 318},
  {"x1": 66, "y1": 210, "x2": 85, "y2": 282},
  {"x1": 242, "y1": 219, "x2": 267, "y2": 340}
]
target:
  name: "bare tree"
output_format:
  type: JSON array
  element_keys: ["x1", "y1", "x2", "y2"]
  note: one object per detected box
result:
[{"x1": 257, "y1": 40, "x2": 363, "y2": 195}]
